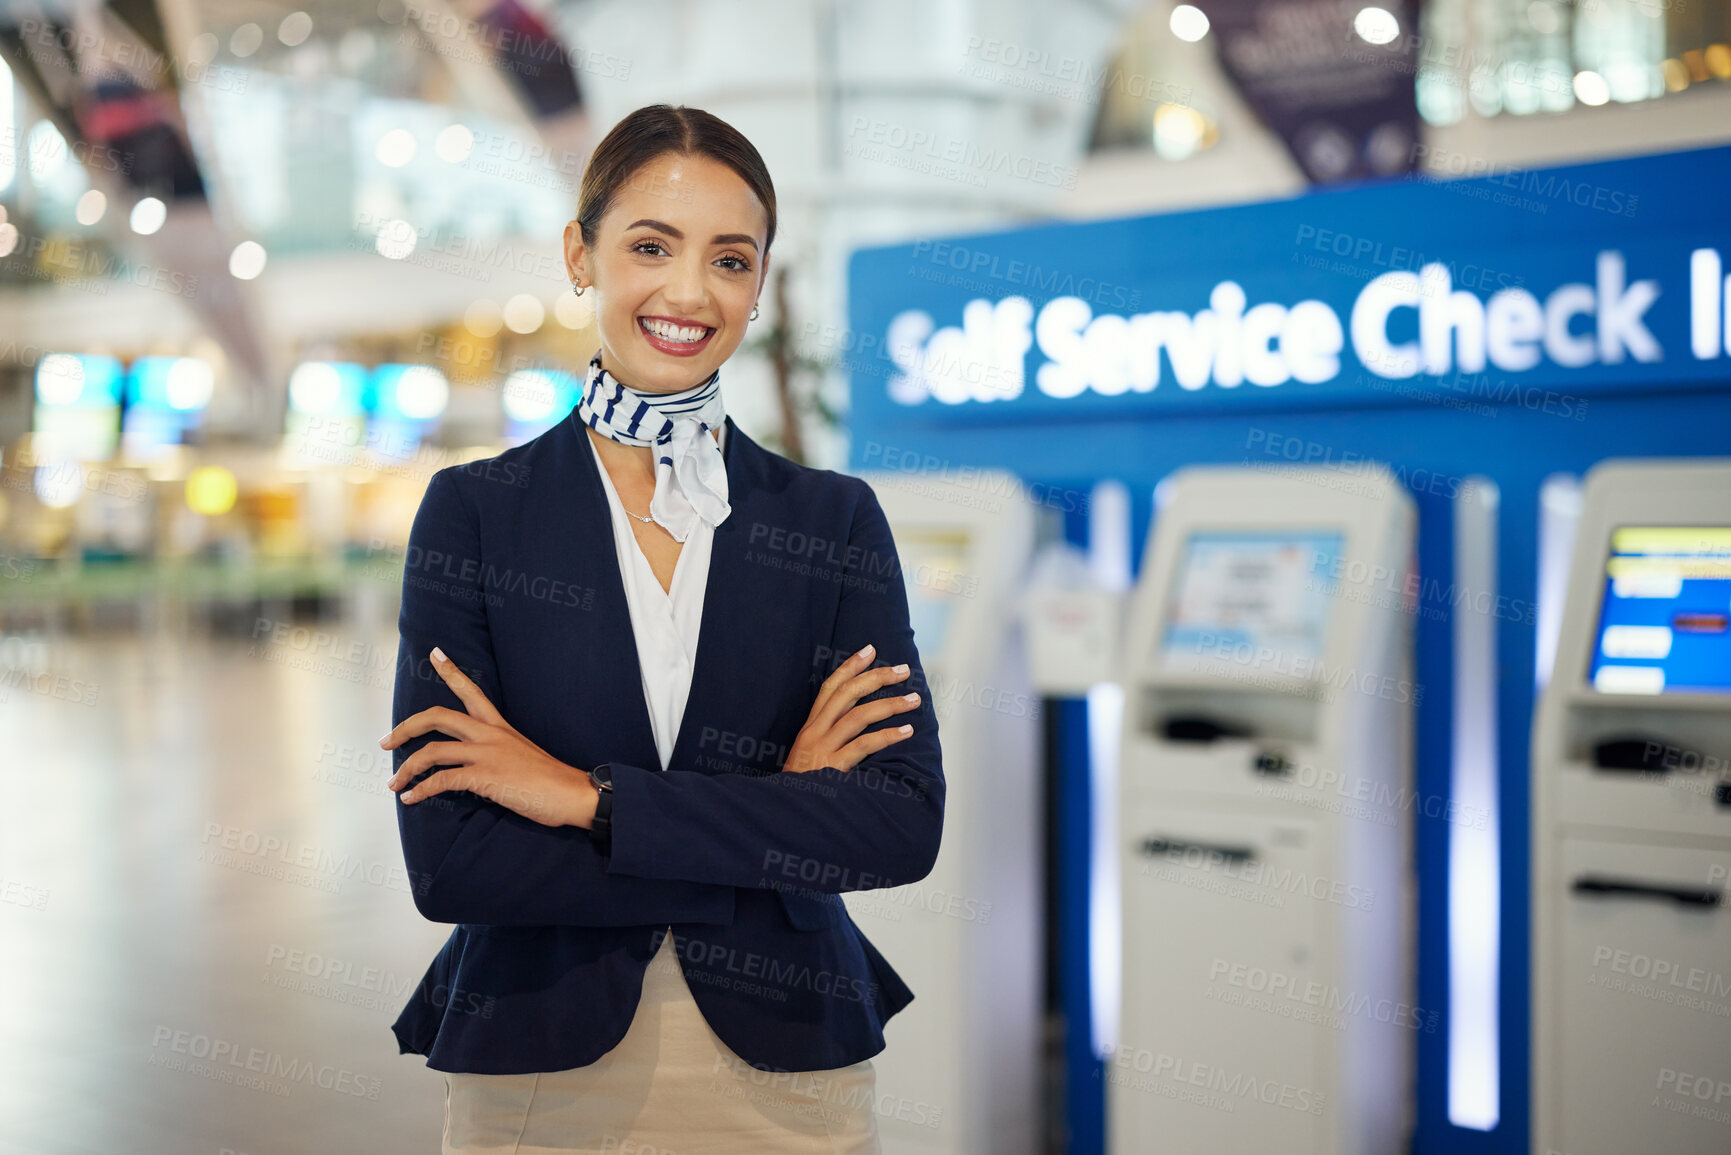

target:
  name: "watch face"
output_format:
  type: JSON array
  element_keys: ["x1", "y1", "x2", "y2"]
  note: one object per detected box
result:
[{"x1": 591, "y1": 763, "x2": 613, "y2": 789}]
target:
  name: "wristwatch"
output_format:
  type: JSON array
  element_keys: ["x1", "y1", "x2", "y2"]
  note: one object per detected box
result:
[{"x1": 587, "y1": 763, "x2": 614, "y2": 849}]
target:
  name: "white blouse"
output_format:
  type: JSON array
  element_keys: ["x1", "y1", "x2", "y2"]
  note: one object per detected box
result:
[{"x1": 584, "y1": 424, "x2": 724, "y2": 770}]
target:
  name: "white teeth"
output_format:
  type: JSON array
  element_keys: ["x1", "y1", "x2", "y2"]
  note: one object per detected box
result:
[{"x1": 640, "y1": 318, "x2": 709, "y2": 343}]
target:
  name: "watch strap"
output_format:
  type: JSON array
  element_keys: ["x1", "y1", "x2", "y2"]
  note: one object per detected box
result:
[{"x1": 588, "y1": 764, "x2": 613, "y2": 849}]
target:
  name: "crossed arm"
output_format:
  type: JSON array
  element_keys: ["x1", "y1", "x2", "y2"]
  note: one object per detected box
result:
[{"x1": 383, "y1": 466, "x2": 945, "y2": 926}]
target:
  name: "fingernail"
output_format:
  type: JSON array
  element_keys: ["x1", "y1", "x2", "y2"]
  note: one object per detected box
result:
[
  {"x1": 904, "y1": 693, "x2": 920, "y2": 703},
  {"x1": 377, "y1": 732, "x2": 391, "y2": 748},
  {"x1": 431, "y1": 646, "x2": 447, "y2": 663},
  {"x1": 892, "y1": 663, "x2": 909, "y2": 675},
  {"x1": 857, "y1": 644, "x2": 875, "y2": 660},
  {"x1": 897, "y1": 724, "x2": 912, "y2": 734}
]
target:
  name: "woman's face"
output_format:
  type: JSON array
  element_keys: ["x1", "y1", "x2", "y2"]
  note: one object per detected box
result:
[{"x1": 564, "y1": 151, "x2": 770, "y2": 394}]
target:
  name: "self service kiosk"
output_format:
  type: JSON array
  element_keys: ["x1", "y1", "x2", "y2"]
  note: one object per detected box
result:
[
  {"x1": 850, "y1": 470, "x2": 1040, "y2": 1155},
  {"x1": 1531, "y1": 459, "x2": 1731, "y2": 1155},
  {"x1": 1110, "y1": 465, "x2": 1418, "y2": 1155}
]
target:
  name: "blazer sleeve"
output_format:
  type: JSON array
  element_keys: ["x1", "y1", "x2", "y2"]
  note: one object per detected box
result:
[
  {"x1": 390, "y1": 465, "x2": 733, "y2": 926},
  {"x1": 603, "y1": 478, "x2": 946, "y2": 893}
]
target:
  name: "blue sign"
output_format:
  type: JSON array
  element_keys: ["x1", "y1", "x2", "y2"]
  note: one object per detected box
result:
[{"x1": 847, "y1": 144, "x2": 1731, "y2": 427}]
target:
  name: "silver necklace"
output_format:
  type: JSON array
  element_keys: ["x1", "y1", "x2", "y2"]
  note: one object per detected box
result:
[{"x1": 623, "y1": 507, "x2": 655, "y2": 525}]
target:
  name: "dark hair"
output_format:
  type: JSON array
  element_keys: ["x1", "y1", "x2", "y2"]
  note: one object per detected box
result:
[{"x1": 577, "y1": 104, "x2": 776, "y2": 254}]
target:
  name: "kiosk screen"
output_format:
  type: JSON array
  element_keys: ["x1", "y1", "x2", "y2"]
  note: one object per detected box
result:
[
  {"x1": 897, "y1": 528, "x2": 974, "y2": 658},
  {"x1": 1589, "y1": 527, "x2": 1731, "y2": 694},
  {"x1": 1160, "y1": 532, "x2": 1343, "y2": 674}
]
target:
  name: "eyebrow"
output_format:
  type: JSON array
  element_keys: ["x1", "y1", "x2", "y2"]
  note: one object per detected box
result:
[{"x1": 626, "y1": 219, "x2": 759, "y2": 252}]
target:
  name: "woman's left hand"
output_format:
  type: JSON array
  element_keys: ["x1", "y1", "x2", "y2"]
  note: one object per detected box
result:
[{"x1": 382, "y1": 647, "x2": 599, "y2": 829}]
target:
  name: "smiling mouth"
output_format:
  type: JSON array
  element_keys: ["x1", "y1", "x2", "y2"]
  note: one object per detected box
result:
[{"x1": 638, "y1": 317, "x2": 715, "y2": 345}]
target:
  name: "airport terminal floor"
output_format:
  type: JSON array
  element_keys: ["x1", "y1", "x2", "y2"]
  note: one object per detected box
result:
[{"x1": 0, "y1": 617, "x2": 448, "y2": 1153}]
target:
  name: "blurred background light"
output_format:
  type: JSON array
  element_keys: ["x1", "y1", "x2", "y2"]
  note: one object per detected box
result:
[
  {"x1": 130, "y1": 196, "x2": 168, "y2": 235},
  {"x1": 377, "y1": 364, "x2": 450, "y2": 421},
  {"x1": 1169, "y1": 5, "x2": 1209, "y2": 43},
  {"x1": 277, "y1": 10, "x2": 313, "y2": 48},
  {"x1": 287, "y1": 361, "x2": 367, "y2": 416},
  {"x1": 229, "y1": 22, "x2": 263, "y2": 57},
  {"x1": 502, "y1": 368, "x2": 576, "y2": 429},
  {"x1": 1152, "y1": 103, "x2": 1213, "y2": 161},
  {"x1": 164, "y1": 358, "x2": 217, "y2": 412},
  {"x1": 435, "y1": 123, "x2": 475, "y2": 163},
  {"x1": 35, "y1": 355, "x2": 87, "y2": 407},
  {"x1": 503, "y1": 293, "x2": 547, "y2": 334},
  {"x1": 376, "y1": 128, "x2": 418, "y2": 168},
  {"x1": 1354, "y1": 6, "x2": 1401, "y2": 46},
  {"x1": 1573, "y1": 70, "x2": 1611, "y2": 105},
  {"x1": 229, "y1": 240, "x2": 268, "y2": 279},
  {"x1": 34, "y1": 460, "x2": 84, "y2": 508},
  {"x1": 185, "y1": 465, "x2": 238, "y2": 515},
  {"x1": 464, "y1": 298, "x2": 505, "y2": 338},
  {"x1": 375, "y1": 218, "x2": 418, "y2": 260},
  {"x1": 74, "y1": 189, "x2": 106, "y2": 226}
]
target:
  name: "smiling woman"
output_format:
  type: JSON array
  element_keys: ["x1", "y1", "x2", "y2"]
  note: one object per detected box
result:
[
  {"x1": 382, "y1": 104, "x2": 943, "y2": 1155},
  {"x1": 566, "y1": 108, "x2": 776, "y2": 391}
]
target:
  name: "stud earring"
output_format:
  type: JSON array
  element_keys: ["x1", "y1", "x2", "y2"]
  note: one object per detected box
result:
[{"x1": 749, "y1": 301, "x2": 760, "y2": 321}]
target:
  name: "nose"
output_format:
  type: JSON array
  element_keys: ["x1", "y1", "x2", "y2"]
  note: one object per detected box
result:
[{"x1": 661, "y1": 251, "x2": 707, "y2": 315}]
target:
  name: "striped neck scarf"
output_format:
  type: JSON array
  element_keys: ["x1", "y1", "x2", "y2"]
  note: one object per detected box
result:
[{"x1": 574, "y1": 350, "x2": 730, "y2": 542}]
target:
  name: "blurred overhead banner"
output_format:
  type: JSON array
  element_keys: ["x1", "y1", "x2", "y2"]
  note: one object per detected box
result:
[
  {"x1": 477, "y1": 0, "x2": 583, "y2": 119},
  {"x1": 1199, "y1": 0, "x2": 1420, "y2": 184},
  {"x1": 78, "y1": 71, "x2": 206, "y2": 202}
]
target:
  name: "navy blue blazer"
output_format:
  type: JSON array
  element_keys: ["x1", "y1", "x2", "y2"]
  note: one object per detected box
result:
[{"x1": 387, "y1": 407, "x2": 945, "y2": 1075}]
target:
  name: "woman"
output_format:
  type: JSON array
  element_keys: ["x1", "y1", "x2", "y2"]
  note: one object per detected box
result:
[{"x1": 379, "y1": 104, "x2": 944, "y2": 1154}]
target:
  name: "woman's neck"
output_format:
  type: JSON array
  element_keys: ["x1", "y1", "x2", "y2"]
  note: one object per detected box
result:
[
  {"x1": 585, "y1": 424, "x2": 723, "y2": 485},
  {"x1": 598, "y1": 354, "x2": 713, "y2": 398}
]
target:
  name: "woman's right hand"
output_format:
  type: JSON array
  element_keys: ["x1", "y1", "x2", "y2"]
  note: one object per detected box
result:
[{"x1": 784, "y1": 644, "x2": 921, "y2": 774}]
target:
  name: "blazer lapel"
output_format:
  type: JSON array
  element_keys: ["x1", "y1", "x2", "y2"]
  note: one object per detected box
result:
[{"x1": 667, "y1": 416, "x2": 756, "y2": 773}]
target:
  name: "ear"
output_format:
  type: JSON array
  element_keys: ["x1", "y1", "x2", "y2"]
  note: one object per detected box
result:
[{"x1": 563, "y1": 219, "x2": 590, "y2": 285}]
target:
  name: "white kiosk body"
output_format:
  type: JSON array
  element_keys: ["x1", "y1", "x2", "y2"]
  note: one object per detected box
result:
[
  {"x1": 1531, "y1": 459, "x2": 1731, "y2": 1155},
  {"x1": 1110, "y1": 465, "x2": 1417, "y2": 1155},
  {"x1": 850, "y1": 470, "x2": 1041, "y2": 1155}
]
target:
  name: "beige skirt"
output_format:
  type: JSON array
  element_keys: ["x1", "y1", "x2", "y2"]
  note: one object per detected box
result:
[{"x1": 442, "y1": 931, "x2": 883, "y2": 1154}]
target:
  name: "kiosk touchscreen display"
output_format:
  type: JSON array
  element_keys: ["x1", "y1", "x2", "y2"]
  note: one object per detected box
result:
[
  {"x1": 1589, "y1": 527, "x2": 1731, "y2": 694},
  {"x1": 897, "y1": 527, "x2": 975, "y2": 659},
  {"x1": 1159, "y1": 532, "x2": 1343, "y2": 674}
]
